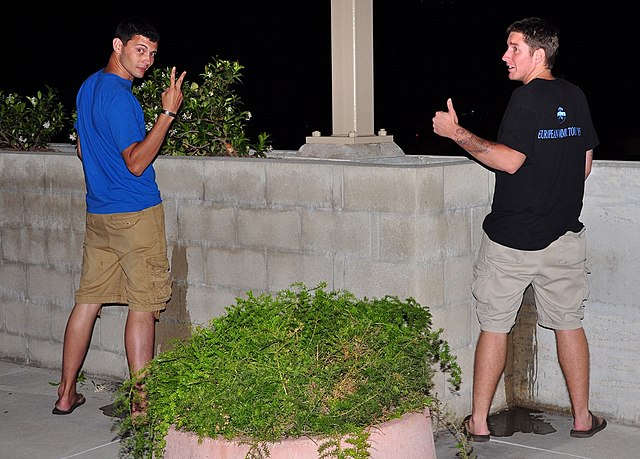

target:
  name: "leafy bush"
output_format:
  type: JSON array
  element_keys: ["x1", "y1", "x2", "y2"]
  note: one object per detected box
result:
[
  {"x1": 0, "y1": 87, "x2": 67, "y2": 151},
  {"x1": 116, "y1": 282, "x2": 462, "y2": 459},
  {"x1": 134, "y1": 57, "x2": 271, "y2": 157}
]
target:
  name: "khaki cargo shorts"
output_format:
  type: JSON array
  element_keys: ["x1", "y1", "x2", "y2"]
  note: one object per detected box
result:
[
  {"x1": 75, "y1": 203, "x2": 172, "y2": 314},
  {"x1": 471, "y1": 228, "x2": 589, "y2": 333}
]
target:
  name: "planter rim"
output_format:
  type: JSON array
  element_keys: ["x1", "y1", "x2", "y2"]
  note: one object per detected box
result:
[{"x1": 163, "y1": 408, "x2": 436, "y2": 459}]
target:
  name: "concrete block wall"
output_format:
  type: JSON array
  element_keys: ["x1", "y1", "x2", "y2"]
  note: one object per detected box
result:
[
  {"x1": 527, "y1": 162, "x2": 640, "y2": 426},
  {"x1": 1, "y1": 149, "x2": 638, "y2": 426}
]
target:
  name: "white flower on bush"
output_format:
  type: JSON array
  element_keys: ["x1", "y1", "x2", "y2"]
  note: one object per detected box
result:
[{"x1": 43, "y1": 121, "x2": 50, "y2": 129}]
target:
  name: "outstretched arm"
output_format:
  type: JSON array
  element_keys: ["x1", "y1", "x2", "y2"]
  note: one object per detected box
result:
[
  {"x1": 433, "y1": 98, "x2": 526, "y2": 174},
  {"x1": 122, "y1": 67, "x2": 187, "y2": 176}
]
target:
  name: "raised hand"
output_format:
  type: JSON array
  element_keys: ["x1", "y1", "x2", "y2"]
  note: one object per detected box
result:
[
  {"x1": 432, "y1": 98, "x2": 459, "y2": 140},
  {"x1": 161, "y1": 66, "x2": 187, "y2": 114}
]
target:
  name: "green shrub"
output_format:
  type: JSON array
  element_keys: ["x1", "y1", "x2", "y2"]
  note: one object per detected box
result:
[
  {"x1": 0, "y1": 87, "x2": 67, "y2": 151},
  {"x1": 116, "y1": 282, "x2": 461, "y2": 459},
  {"x1": 134, "y1": 57, "x2": 271, "y2": 157}
]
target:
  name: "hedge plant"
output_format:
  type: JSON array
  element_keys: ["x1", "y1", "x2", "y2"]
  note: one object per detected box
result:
[
  {"x1": 133, "y1": 57, "x2": 271, "y2": 157},
  {"x1": 1, "y1": 57, "x2": 270, "y2": 157},
  {"x1": 0, "y1": 87, "x2": 67, "y2": 151},
  {"x1": 116, "y1": 282, "x2": 462, "y2": 459}
]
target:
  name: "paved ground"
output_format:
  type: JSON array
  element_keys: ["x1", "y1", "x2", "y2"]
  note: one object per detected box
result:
[
  {"x1": 1, "y1": 359, "x2": 639, "y2": 459},
  {"x1": 433, "y1": 406, "x2": 640, "y2": 458}
]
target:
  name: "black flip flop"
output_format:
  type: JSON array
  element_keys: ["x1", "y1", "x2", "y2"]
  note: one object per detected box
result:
[
  {"x1": 462, "y1": 414, "x2": 491, "y2": 442},
  {"x1": 52, "y1": 394, "x2": 86, "y2": 415},
  {"x1": 570, "y1": 411, "x2": 607, "y2": 438}
]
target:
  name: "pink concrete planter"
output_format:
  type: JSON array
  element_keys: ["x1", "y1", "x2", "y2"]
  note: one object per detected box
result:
[{"x1": 163, "y1": 408, "x2": 436, "y2": 459}]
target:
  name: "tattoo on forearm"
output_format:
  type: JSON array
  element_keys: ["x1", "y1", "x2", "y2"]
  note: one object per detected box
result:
[{"x1": 454, "y1": 128, "x2": 493, "y2": 155}]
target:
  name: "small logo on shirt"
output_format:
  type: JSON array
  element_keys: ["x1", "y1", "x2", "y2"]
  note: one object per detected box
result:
[{"x1": 556, "y1": 106, "x2": 567, "y2": 124}]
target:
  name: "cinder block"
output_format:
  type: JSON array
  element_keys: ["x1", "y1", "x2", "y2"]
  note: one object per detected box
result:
[
  {"x1": 44, "y1": 153, "x2": 84, "y2": 193},
  {"x1": 25, "y1": 302, "x2": 52, "y2": 340},
  {"x1": 434, "y1": 304, "x2": 475, "y2": 350},
  {"x1": 302, "y1": 210, "x2": 371, "y2": 256},
  {"x1": 344, "y1": 258, "x2": 423, "y2": 300},
  {"x1": 0, "y1": 332, "x2": 28, "y2": 361},
  {"x1": 443, "y1": 161, "x2": 491, "y2": 209},
  {"x1": 45, "y1": 228, "x2": 84, "y2": 269},
  {"x1": 204, "y1": 158, "x2": 266, "y2": 204},
  {"x1": 24, "y1": 191, "x2": 74, "y2": 229},
  {"x1": 96, "y1": 306, "x2": 127, "y2": 353},
  {"x1": 238, "y1": 208, "x2": 301, "y2": 250},
  {"x1": 185, "y1": 284, "x2": 238, "y2": 326},
  {"x1": 0, "y1": 191, "x2": 25, "y2": 227},
  {"x1": 5, "y1": 298, "x2": 28, "y2": 335},
  {"x1": 414, "y1": 261, "x2": 445, "y2": 307},
  {"x1": 156, "y1": 157, "x2": 205, "y2": 199},
  {"x1": 0, "y1": 262, "x2": 27, "y2": 298},
  {"x1": 204, "y1": 247, "x2": 267, "y2": 291},
  {"x1": 0, "y1": 152, "x2": 45, "y2": 192},
  {"x1": 28, "y1": 337, "x2": 62, "y2": 370},
  {"x1": 26, "y1": 265, "x2": 74, "y2": 307},
  {"x1": 444, "y1": 255, "x2": 474, "y2": 305},
  {"x1": 81, "y1": 347, "x2": 129, "y2": 380},
  {"x1": 266, "y1": 252, "x2": 334, "y2": 292},
  {"x1": 265, "y1": 161, "x2": 334, "y2": 208},
  {"x1": 379, "y1": 215, "x2": 420, "y2": 262},
  {"x1": 343, "y1": 165, "x2": 423, "y2": 212},
  {"x1": 178, "y1": 203, "x2": 236, "y2": 245}
]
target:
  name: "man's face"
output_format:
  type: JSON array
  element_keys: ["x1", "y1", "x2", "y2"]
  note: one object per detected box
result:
[
  {"x1": 117, "y1": 34, "x2": 158, "y2": 80},
  {"x1": 502, "y1": 32, "x2": 537, "y2": 84}
]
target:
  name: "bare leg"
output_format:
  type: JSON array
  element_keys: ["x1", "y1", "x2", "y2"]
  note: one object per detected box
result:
[
  {"x1": 54, "y1": 303, "x2": 102, "y2": 412},
  {"x1": 125, "y1": 310, "x2": 156, "y2": 417},
  {"x1": 468, "y1": 331, "x2": 508, "y2": 435},
  {"x1": 124, "y1": 310, "x2": 157, "y2": 376},
  {"x1": 555, "y1": 328, "x2": 602, "y2": 431}
]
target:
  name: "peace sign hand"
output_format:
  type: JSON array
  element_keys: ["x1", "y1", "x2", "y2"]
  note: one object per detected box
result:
[{"x1": 161, "y1": 66, "x2": 187, "y2": 116}]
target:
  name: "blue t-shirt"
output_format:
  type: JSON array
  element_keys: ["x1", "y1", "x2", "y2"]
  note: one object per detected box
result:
[{"x1": 74, "y1": 69, "x2": 161, "y2": 214}]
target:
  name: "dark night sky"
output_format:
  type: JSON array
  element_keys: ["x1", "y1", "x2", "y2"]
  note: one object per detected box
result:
[{"x1": 5, "y1": 1, "x2": 638, "y2": 160}]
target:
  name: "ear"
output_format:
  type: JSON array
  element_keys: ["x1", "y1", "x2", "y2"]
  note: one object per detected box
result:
[
  {"x1": 534, "y1": 48, "x2": 546, "y2": 66},
  {"x1": 113, "y1": 37, "x2": 122, "y2": 53}
]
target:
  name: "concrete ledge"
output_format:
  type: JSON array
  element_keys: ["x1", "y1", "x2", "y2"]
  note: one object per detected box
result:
[
  {"x1": 296, "y1": 142, "x2": 405, "y2": 159},
  {"x1": 163, "y1": 408, "x2": 436, "y2": 458}
]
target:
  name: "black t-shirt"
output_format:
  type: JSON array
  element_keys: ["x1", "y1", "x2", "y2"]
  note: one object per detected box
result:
[{"x1": 483, "y1": 78, "x2": 599, "y2": 250}]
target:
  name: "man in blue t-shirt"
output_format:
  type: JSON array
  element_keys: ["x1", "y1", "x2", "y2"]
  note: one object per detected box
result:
[
  {"x1": 52, "y1": 17, "x2": 186, "y2": 416},
  {"x1": 433, "y1": 17, "x2": 606, "y2": 441}
]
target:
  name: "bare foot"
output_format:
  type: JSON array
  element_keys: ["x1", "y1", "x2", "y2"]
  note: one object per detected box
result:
[
  {"x1": 52, "y1": 393, "x2": 86, "y2": 415},
  {"x1": 131, "y1": 381, "x2": 148, "y2": 423}
]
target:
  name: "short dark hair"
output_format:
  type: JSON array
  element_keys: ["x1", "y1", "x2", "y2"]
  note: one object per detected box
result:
[
  {"x1": 114, "y1": 17, "x2": 160, "y2": 45},
  {"x1": 507, "y1": 17, "x2": 559, "y2": 68}
]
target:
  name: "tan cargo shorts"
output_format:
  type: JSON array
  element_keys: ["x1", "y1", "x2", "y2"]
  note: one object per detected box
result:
[
  {"x1": 75, "y1": 203, "x2": 172, "y2": 314},
  {"x1": 471, "y1": 228, "x2": 589, "y2": 333}
]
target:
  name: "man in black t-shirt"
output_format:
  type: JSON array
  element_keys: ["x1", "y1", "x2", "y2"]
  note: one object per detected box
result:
[{"x1": 433, "y1": 17, "x2": 605, "y2": 441}]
